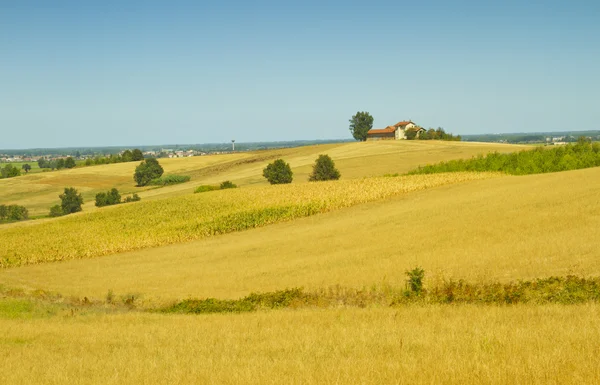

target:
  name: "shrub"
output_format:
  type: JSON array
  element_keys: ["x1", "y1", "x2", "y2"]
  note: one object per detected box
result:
[
  {"x1": 194, "y1": 185, "x2": 220, "y2": 193},
  {"x1": 95, "y1": 188, "x2": 121, "y2": 207},
  {"x1": 220, "y1": 180, "x2": 237, "y2": 189},
  {"x1": 49, "y1": 205, "x2": 64, "y2": 218},
  {"x1": 0, "y1": 205, "x2": 28, "y2": 221},
  {"x1": 409, "y1": 141, "x2": 600, "y2": 176},
  {"x1": 405, "y1": 267, "x2": 425, "y2": 295},
  {"x1": 0, "y1": 164, "x2": 21, "y2": 179},
  {"x1": 134, "y1": 158, "x2": 164, "y2": 186},
  {"x1": 123, "y1": 193, "x2": 141, "y2": 203},
  {"x1": 263, "y1": 159, "x2": 293, "y2": 184},
  {"x1": 308, "y1": 154, "x2": 341, "y2": 181},
  {"x1": 64, "y1": 157, "x2": 76, "y2": 169},
  {"x1": 149, "y1": 174, "x2": 191, "y2": 186},
  {"x1": 59, "y1": 187, "x2": 83, "y2": 214}
]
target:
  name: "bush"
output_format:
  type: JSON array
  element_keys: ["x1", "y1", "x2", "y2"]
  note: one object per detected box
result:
[
  {"x1": 49, "y1": 205, "x2": 64, "y2": 217},
  {"x1": 220, "y1": 180, "x2": 237, "y2": 189},
  {"x1": 95, "y1": 188, "x2": 121, "y2": 207},
  {"x1": 405, "y1": 267, "x2": 425, "y2": 295},
  {"x1": 194, "y1": 185, "x2": 220, "y2": 193},
  {"x1": 0, "y1": 205, "x2": 28, "y2": 221},
  {"x1": 123, "y1": 193, "x2": 141, "y2": 203},
  {"x1": 149, "y1": 174, "x2": 190, "y2": 186},
  {"x1": 308, "y1": 155, "x2": 341, "y2": 181},
  {"x1": 263, "y1": 159, "x2": 293, "y2": 184},
  {"x1": 64, "y1": 157, "x2": 76, "y2": 169},
  {"x1": 409, "y1": 141, "x2": 600, "y2": 176},
  {"x1": 134, "y1": 158, "x2": 164, "y2": 186},
  {"x1": 0, "y1": 164, "x2": 21, "y2": 179},
  {"x1": 59, "y1": 187, "x2": 84, "y2": 214}
]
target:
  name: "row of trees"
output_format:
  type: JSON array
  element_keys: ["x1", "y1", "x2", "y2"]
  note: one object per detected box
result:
[
  {"x1": 0, "y1": 204, "x2": 28, "y2": 222},
  {"x1": 262, "y1": 155, "x2": 341, "y2": 184},
  {"x1": 38, "y1": 157, "x2": 77, "y2": 170},
  {"x1": 84, "y1": 149, "x2": 144, "y2": 166}
]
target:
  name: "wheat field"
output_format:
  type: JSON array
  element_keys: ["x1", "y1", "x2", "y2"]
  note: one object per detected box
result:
[
  {"x1": 1, "y1": 304, "x2": 599, "y2": 385},
  {"x1": 0, "y1": 141, "x2": 528, "y2": 216}
]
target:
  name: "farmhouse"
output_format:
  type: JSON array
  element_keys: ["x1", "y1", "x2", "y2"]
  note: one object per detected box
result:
[{"x1": 366, "y1": 121, "x2": 424, "y2": 141}]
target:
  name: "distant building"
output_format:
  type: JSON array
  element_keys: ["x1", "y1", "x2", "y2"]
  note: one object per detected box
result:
[{"x1": 366, "y1": 121, "x2": 424, "y2": 141}]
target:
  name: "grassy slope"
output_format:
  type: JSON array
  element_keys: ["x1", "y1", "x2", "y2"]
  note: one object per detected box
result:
[
  {"x1": 3, "y1": 166, "x2": 599, "y2": 303},
  {"x1": 0, "y1": 141, "x2": 529, "y2": 216},
  {"x1": 1, "y1": 305, "x2": 599, "y2": 385}
]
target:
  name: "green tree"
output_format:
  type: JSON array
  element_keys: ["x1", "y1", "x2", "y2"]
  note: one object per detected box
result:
[
  {"x1": 37, "y1": 158, "x2": 48, "y2": 168},
  {"x1": 22, "y1": 164, "x2": 32, "y2": 173},
  {"x1": 308, "y1": 154, "x2": 341, "y2": 181},
  {"x1": 349, "y1": 111, "x2": 374, "y2": 141},
  {"x1": 59, "y1": 187, "x2": 84, "y2": 214},
  {"x1": 134, "y1": 158, "x2": 164, "y2": 186},
  {"x1": 95, "y1": 188, "x2": 121, "y2": 207},
  {"x1": 405, "y1": 129, "x2": 418, "y2": 140},
  {"x1": 64, "y1": 157, "x2": 76, "y2": 169},
  {"x1": 131, "y1": 149, "x2": 144, "y2": 161},
  {"x1": 49, "y1": 205, "x2": 63, "y2": 217},
  {"x1": 121, "y1": 150, "x2": 133, "y2": 162},
  {"x1": 56, "y1": 158, "x2": 66, "y2": 170},
  {"x1": 263, "y1": 159, "x2": 293, "y2": 184},
  {"x1": 1, "y1": 164, "x2": 21, "y2": 178}
]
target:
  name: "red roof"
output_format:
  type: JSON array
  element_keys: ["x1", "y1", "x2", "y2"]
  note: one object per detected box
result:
[
  {"x1": 393, "y1": 121, "x2": 414, "y2": 127},
  {"x1": 367, "y1": 126, "x2": 396, "y2": 135}
]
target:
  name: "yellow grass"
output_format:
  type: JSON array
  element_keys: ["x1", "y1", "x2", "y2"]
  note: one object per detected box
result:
[
  {"x1": 2, "y1": 167, "x2": 600, "y2": 303},
  {"x1": 0, "y1": 172, "x2": 497, "y2": 268},
  {"x1": 0, "y1": 141, "x2": 529, "y2": 216},
  {"x1": 1, "y1": 304, "x2": 599, "y2": 384}
]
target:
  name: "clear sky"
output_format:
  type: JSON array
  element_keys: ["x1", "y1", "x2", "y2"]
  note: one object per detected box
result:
[{"x1": 1, "y1": 0, "x2": 599, "y2": 149}]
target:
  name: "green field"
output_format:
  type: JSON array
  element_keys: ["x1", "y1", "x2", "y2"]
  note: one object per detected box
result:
[{"x1": 3, "y1": 140, "x2": 600, "y2": 384}]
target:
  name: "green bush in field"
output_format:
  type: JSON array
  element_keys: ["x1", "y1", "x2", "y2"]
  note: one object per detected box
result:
[
  {"x1": 0, "y1": 205, "x2": 28, "y2": 222},
  {"x1": 263, "y1": 159, "x2": 293, "y2": 184},
  {"x1": 59, "y1": 187, "x2": 84, "y2": 214},
  {"x1": 123, "y1": 193, "x2": 141, "y2": 203},
  {"x1": 48, "y1": 205, "x2": 64, "y2": 218},
  {"x1": 134, "y1": 158, "x2": 164, "y2": 186},
  {"x1": 95, "y1": 188, "x2": 122, "y2": 207},
  {"x1": 149, "y1": 174, "x2": 190, "y2": 186},
  {"x1": 0, "y1": 164, "x2": 21, "y2": 179},
  {"x1": 194, "y1": 185, "x2": 220, "y2": 193},
  {"x1": 309, "y1": 154, "x2": 341, "y2": 181},
  {"x1": 409, "y1": 140, "x2": 600, "y2": 176},
  {"x1": 220, "y1": 180, "x2": 237, "y2": 189}
]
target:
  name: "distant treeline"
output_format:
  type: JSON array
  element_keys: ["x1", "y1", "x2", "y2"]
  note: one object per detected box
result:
[
  {"x1": 409, "y1": 139, "x2": 600, "y2": 175},
  {"x1": 1, "y1": 139, "x2": 352, "y2": 158},
  {"x1": 83, "y1": 149, "x2": 144, "y2": 166},
  {"x1": 462, "y1": 130, "x2": 600, "y2": 144},
  {"x1": 0, "y1": 164, "x2": 21, "y2": 179},
  {"x1": 0, "y1": 204, "x2": 28, "y2": 222},
  {"x1": 38, "y1": 157, "x2": 77, "y2": 170}
]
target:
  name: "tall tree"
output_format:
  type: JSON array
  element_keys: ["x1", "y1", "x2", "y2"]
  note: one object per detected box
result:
[
  {"x1": 349, "y1": 111, "x2": 374, "y2": 141},
  {"x1": 22, "y1": 164, "x2": 31, "y2": 173},
  {"x1": 59, "y1": 187, "x2": 84, "y2": 214}
]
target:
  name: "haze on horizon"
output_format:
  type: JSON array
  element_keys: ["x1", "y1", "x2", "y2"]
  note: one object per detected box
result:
[{"x1": 1, "y1": 0, "x2": 599, "y2": 149}]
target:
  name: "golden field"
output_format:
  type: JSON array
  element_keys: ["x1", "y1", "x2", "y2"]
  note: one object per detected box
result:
[
  {"x1": 2, "y1": 140, "x2": 600, "y2": 385},
  {"x1": 0, "y1": 172, "x2": 497, "y2": 268},
  {"x1": 0, "y1": 140, "x2": 528, "y2": 217},
  {"x1": 2, "y1": 166, "x2": 599, "y2": 303},
  {"x1": 1, "y1": 303, "x2": 599, "y2": 385}
]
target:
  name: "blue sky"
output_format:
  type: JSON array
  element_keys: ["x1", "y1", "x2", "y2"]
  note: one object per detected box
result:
[{"x1": 1, "y1": 0, "x2": 599, "y2": 149}]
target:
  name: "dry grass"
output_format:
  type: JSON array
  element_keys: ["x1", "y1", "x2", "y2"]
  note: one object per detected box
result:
[
  {"x1": 0, "y1": 141, "x2": 528, "y2": 216},
  {"x1": 1, "y1": 304, "x2": 599, "y2": 384},
  {"x1": 2, "y1": 167, "x2": 600, "y2": 303},
  {"x1": 0, "y1": 172, "x2": 497, "y2": 267}
]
